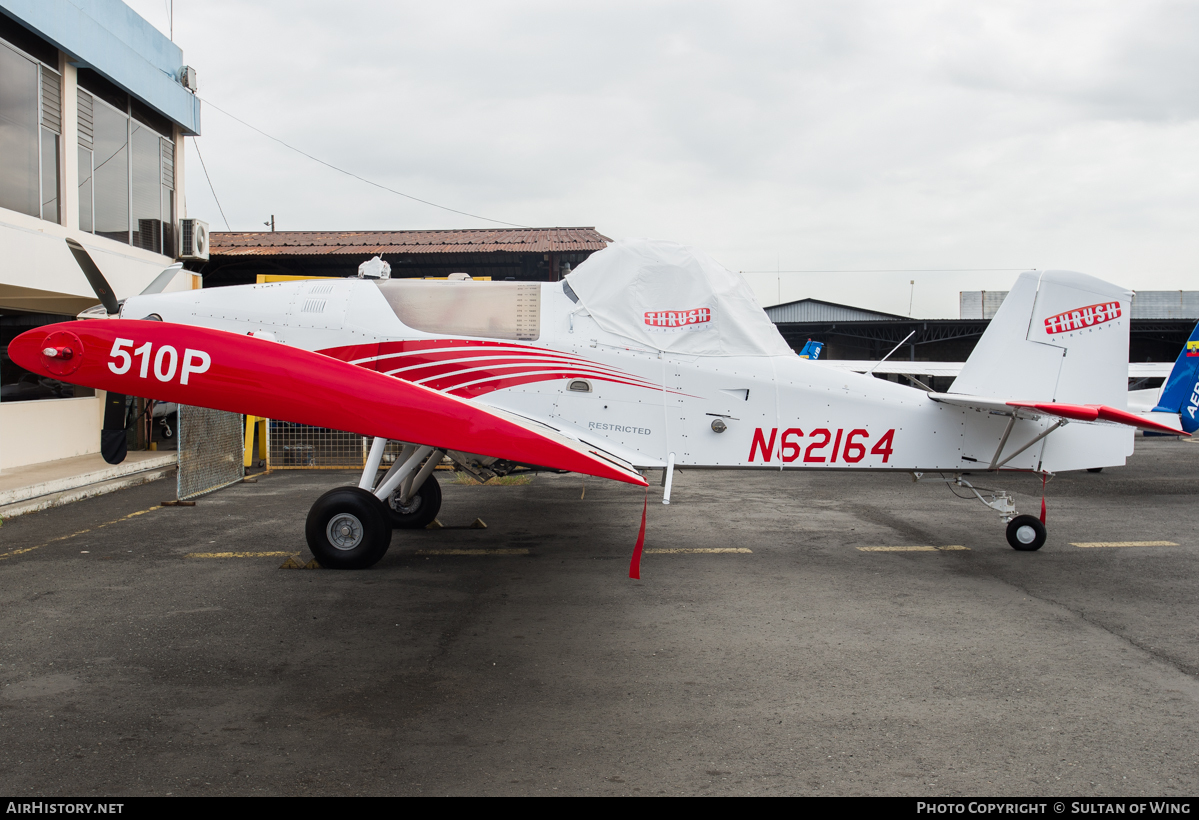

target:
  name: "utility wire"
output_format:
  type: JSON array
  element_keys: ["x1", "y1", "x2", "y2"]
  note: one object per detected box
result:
[
  {"x1": 741, "y1": 268, "x2": 1033, "y2": 273},
  {"x1": 191, "y1": 136, "x2": 231, "y2": 230},
  {"x1": 197, "y1": 96, "x2": 531, "y2": 229}
]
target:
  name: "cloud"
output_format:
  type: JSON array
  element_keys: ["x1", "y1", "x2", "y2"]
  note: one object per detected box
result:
[{"x1": 126, "y1": 0, "x2": 1199, "y2": 315}]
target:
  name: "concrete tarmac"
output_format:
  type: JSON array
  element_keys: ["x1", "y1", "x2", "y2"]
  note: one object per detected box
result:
[{"x1": 1, "y1": 438, "x2": 1197, "y2": 796}]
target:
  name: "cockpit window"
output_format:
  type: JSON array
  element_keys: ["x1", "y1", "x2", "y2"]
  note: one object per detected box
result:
[{"x1": 375, "y1": 280, "x2": 540, "y2": 341}]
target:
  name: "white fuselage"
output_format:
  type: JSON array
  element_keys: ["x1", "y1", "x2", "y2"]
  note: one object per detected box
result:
[{"x1": 123, "y1": 277, "x2": 1130, "y2": 474}]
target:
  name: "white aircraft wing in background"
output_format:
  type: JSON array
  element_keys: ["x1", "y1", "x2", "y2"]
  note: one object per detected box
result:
[{"x1": 814, "y1": 360, "x2": 1173, "y2": 380}]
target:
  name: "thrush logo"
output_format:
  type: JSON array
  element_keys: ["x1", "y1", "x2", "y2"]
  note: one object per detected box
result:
[
  {"x1": 644, "y1": 307, "x2": 712, "y2": 330},
  {"x1": 1043, "y1": 302, "x2": 1121, "y2": 335}
]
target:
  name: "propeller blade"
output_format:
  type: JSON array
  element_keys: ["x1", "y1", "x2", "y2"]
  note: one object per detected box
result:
[
  {"x1": 140, "y1": 263, "x2": 185, "y2": 296},
  {"x1": 101, "y1": 390, "x2": 128, "y2": 465},
  {"x1": 65, "y1": 238, "x2": 119, "y2": 315}
]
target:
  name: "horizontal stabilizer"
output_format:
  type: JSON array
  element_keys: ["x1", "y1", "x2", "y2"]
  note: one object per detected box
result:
[
  {"x1": 930, "y1": 393, "x2": 1184, "y2": 435},
  {"x1": 1006, "y1": 402, "x2": 1185, "y2": 435},
  {"x1": 9, "y1": 320, "x2": 648, "y2": 487},
  {"x1": 817, "y1": 360, "x2": 1172, "y2": 380}
]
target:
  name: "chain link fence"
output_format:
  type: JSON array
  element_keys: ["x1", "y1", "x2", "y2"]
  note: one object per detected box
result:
[
  {"x1": 268, "y1": 422, "x2": 366, "y2": 468},
  {"x1": 267, "y1": 423, "x2": 412, "y2": 469},
  {"x1": 176, "y1": 405, "x2": 245, "y2": 500}
]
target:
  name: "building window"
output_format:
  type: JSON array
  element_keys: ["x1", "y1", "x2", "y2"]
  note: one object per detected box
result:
[
  {"x1": 0, "y1": 312, "x2": 88, "y2": 402},
  {"x1": 78, "y1": 71, "x2": 175, "y2": 255},
  {"x1": 78, "y1": 89, "x2": 94, "y2": 233},
  {"x1": 0, "y1": 36, "x2": 60, "y2": 224},
  {"x1": 40, "y1": 65, "x2": 61, "y2": 223},
  {"x1": 90, "y1": 93, "x2": 129, "y2": 243}
]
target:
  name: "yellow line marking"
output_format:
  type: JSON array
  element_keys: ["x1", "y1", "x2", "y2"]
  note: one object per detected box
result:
[
  {"x1": 643, "y1": 548, "x2": 753, "y2": 554},
  {"x1": 186, "y1": 551, "x2": 300, "y2": 559},
  {"x1": 857, "y1": 545, "x2": 970, "y2": 552},
  {"x1": 414, "y1": 548, "x2": 529, "y2": 556},
  {"x1": 1071, "y1": 541, "x2": 1179, "y2": 548},
  {"x1": 0, "y1": 506, "x2": 162, "y2": 562}
]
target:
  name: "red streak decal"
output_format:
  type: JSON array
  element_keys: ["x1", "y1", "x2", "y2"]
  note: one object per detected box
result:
[
  {"x1": 426, "y1": 365, "x2": 651, "y2": 391},
  {"x1": 446, "y1": 372, "x2": 656, "y2": 398},
  {"x1": 629, "y1": 488, "x2": 648, "y2": 580},
  {"x1": 402, "y1": 357, "x2": 656, "y2": 387},
  {"x1": 10, "y1": 321, "x2": 648, "y2": 487},
  {"x1": 319, "y1": 342, "x2": 384, "y2": 366},
  {"x1": 318, "y1": 339, "x2": 661, "y2": 396},
  {"x1": 383, "y1": 348, "x2": 631, "y2": 373},
  {"x1": 322, "y1": 340, "x2": 700, "y2": 399}
]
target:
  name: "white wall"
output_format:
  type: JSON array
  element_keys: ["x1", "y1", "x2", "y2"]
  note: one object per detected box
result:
[
  {"x1": 0, "y1": 397, "x2": 100, "y2": 470},
  {"x1": 0, "y1": 209, "x2": 185, "y2": 315}
]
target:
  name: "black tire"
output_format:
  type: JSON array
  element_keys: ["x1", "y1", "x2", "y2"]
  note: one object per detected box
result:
[
  {"x1": 1006, "y1": 515, "x2": 1047, "y2": 551},
  {"x1": 305, "y1": 487, "x2": 393, "y2": 569},
  {"x1": 386, "y1": 473, "x2": 442, "y2": 529},
  {"x1": 1086, "y1": 467, "x2": 1103, "y2": 473}
]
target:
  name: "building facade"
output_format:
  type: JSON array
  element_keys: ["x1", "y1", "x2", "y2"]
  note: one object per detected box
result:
[
  {"x1": 203, "y1": 228, "x2": 612, "y2": 287},
  {"x1": 768, "y1": 291, "x2": 1199, "y2": 389},
  {"x1": 0, "y1": 0, "x2": 201, "y2": 471}
]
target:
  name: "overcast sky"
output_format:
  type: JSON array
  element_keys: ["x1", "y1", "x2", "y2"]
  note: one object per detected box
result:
[{"x1": 126, "y1": 0, "x2": 1199, "y2": 317}]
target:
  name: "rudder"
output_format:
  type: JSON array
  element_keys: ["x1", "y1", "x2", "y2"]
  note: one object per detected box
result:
[{"x1": 951, "y1": 270, "x2": 1132, "y2": 407}]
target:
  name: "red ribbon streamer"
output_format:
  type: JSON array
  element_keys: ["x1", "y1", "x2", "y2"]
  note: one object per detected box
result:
[
  {"x1": 629, "y1": 488, "x2": 648, "y2": 579},
  {"x1": 1039, "y1": 473, "x2": 1047, "y2": 524}
]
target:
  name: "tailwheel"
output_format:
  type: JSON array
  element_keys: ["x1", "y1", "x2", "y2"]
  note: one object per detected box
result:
[
  {"x1": 1006, "y1": 515, "x2": 1047, "y2": 551},
  {"x1": 305, "y1": 487, "x2": 393, "y2": 569},
  {"x1": 387, "y1": 473, "x2": 442, "y2": 529}
]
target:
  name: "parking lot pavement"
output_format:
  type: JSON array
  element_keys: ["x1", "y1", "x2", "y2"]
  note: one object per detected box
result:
[{"x1": 1, "y1": 438, "x2": 1198, "y2": 796}]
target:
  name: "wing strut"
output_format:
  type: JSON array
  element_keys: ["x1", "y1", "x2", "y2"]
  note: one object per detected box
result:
[
  {"x1": 987, "y1": 415, "x2": 1018, "y2": 471},
  {"x1": 991, "y1": 419, "x2": 1067, "y2": 471}
]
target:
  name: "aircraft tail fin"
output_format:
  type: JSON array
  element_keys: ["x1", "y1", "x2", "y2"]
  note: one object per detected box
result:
[
  {"x1": 1151, "y1": 321, "x2": 1199, "y2": 433},
  {"x1": 798, "y1": 339, "x2": 824, "y2": 360},
  {"x1": 949, "y1": 271, "x2": 1136, "y2": 472},
  {"x1": 950, "y1": 270, "x2": 1132, "y2": 407}
]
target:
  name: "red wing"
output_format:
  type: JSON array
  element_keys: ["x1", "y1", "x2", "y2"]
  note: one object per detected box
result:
[{"x1": 10, "y1": 320, "x2": 648, "y2": 487}]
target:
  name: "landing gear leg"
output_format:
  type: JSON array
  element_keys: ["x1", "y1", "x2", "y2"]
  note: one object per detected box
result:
[
  {"x1": 358, "y1": 438, "x2": 444, "y2": 528},
  {"x1": 304, "y1": 439, "x2": 439, "y2": 569},
  {"x1": 912, "y1": 473, "x2": 1049, "y2": 551},
  {"x1": 387, "y1": 464, "x2": 443, "y2": 529}
]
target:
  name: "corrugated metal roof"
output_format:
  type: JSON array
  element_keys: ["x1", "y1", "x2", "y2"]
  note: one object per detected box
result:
[
  {"x1": 210, "y1": 228, "x2": 612, "y2": 257},
  {"x1": 766, "y1": 298, "x2": 907, "y2": 323},
  {"x1": 961, "y1": 290, "x2": 1199, "y2": 320},
  {"x1": 959, "y1": 290, "x2": 1008, "y2": 319},
  {"x1": 1130, "y1": 291, "x2": 1199, "y2": 319}
]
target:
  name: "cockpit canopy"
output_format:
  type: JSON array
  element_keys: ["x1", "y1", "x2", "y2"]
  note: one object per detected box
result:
[{"x1": 564, "y1": 238, "x2": 793, "y2": 357}]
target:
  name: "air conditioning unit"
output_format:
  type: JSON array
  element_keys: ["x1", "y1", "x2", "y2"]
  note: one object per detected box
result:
[
  {"x1": 180, "y1": 65, "x2": 198, "y2": 92},
  {"x1": 178, "y1": 218, "x2": 209, "y2": 261}
]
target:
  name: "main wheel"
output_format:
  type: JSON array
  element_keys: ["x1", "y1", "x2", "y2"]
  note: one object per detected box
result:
[
  {"x1": 386, "y1": 473, "x2": 441, "y2": 529},
  {"x1": 305, "y1": 487, "x2": 393, "y2": 569},
  {"x1": 1006, "y1": 515, "x2": 1047, "y2": 551}
]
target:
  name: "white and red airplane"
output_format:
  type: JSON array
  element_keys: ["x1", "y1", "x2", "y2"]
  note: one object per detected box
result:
[{"x1": 10, "y1": 239, "x2": 1195, "y2": 571}]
